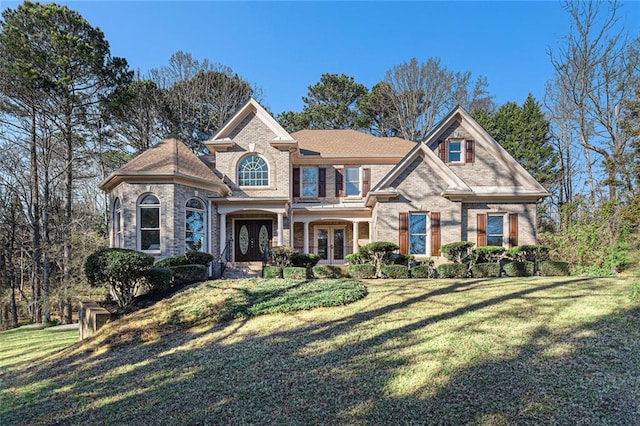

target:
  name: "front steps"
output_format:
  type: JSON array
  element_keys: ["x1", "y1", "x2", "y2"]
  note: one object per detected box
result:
[{"x1": 222, "y1": 261, "x2": 264, "y2": 279}]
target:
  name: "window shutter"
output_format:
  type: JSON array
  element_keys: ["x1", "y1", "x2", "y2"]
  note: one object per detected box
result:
[
  {"x1": 466, "y1": 140, "x2": 474, "y2": 163},
  {"x1": 439, "y1": 141, "x2": 447, "y2": 162},
  {"x1": 431, "y1": 212, "x2": 441, "y2": 256},
  {"x1": 477, "y1": 214, "x2": 487, "y2": 247},
  {"x1": 399, "y1": 212, "x2": 408, "y2": 255},
  {"x1": 335, "y1": 168, "x2": 344, "y2": 197},
  {"x1": 293, "y1": 167, "x2": 300, "y2": 197},
  {"x1": 362, "y1": 168, "x2": 371, "y2": 197},
  {"x1": 508, "y1": 213, "x2": 518, "y2": 248},
  {"x1": 318, "y1": 168, "x2": 326, "y2": 197}
]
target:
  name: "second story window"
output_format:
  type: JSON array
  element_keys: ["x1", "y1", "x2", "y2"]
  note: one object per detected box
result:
[
  {"x1": 302, "y1": 167, "x2": 318, "y2": 197},
  {"x1": 238, "y1": 154, "x2": 268, "y2": 187},
  {"x1": 448, "y1": 140, "x2": 462, "y2": 162},
  {"x1": 345, "y1": 167, "x2": 360, "y2": 196},
  {"x1": 439, "y1": 139, "x2": 474, "y2": 163}
]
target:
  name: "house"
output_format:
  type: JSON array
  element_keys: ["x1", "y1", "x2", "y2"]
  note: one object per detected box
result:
[{"x1": 100, "y1": 98, "x2": 549, "y2": 271}]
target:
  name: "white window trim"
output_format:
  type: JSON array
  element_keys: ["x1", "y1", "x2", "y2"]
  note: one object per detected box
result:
[
  {"x1": 447, "y1": 139, "x2": 465, "y2": 164},
  {"x1": 344, "y1": 166, "x2": 362, "y2": 198},
  {"x1": 486, "y1": 213, "x2": 508, "y2": 247},
  {"x1": 186, "y1": 198, "x2": 206, "y2": 252},
  {"x1": 301, "y1": 166, "x2": 319, "y2": 198},
  {"x1": 409, "y1": 212, "x2": 432, "y2": 256},
  {"x1": 237, "y1": 154, "x2": 270, "y2": 188},
  {"x1": 137, "y1": 194, "x2": 161, "y2": 254}
]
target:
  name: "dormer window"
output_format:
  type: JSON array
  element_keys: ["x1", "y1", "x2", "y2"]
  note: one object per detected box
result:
[{"x1": 238, "y1": 154, "x2": 269, "y2": 187}]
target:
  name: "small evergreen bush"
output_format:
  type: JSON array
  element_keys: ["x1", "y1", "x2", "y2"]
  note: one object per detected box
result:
[
  {"x1": 154, "y1": 255, "x2": 190, "y2": 268},
  {"x1": 470, "y1": 262, "x2": 500, "y2": 278},
  {"x1": 291, "y1": 253, "x2": 321, "y2": 268},
  {"x1": 283, "y1": 267, "x2": 307, "y2": 280},
  {"x1": 436, "y1": 263, "x2": 468, "y2": 279},
  {"x1": 262, "y1": 266, "x2": 283, "y2": 279},
  {"x1": 382, "y1": 265, "x2": 409, "y2": 279},
  {"x1": 347, "y1": 264, "x2": 376, "y2": 279},
  {"x1": 312, "y1": 265, "x2": 342, "y2": 279},
  {"x1": 185, "y1": 251, "x2": 214, "y2": 266},
  {"x1": 441, "y1": 241, "x2": 475, "y2": 263},
  {"x1": 410, "y1": 264, "x2": 434, "y2": 279},
  {"x1": 503, "y1": 261, "x2": 535, "y2": 277},
  {"x1": 170, "y1": 264, "x2": 208, "y2": 286},
  {"x1": 145, "y1": 267, "x2": 173, "y2": 294},
  {"x1": 538, "y1": 260, "x2": 570, "y2": 276},
  {"x1": 358, "y1": 241, "x2": 399, "y2": 278},
  {"x1": 269, "y1": 246, "x2": 298, "y2": 268},
  {"x1": 469, "y1": 246, "x2": 505, "y2": 264}
]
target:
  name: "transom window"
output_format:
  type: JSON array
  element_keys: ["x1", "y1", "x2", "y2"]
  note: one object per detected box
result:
[
  {"x1": 409, "y1": 213, "x2": 428, "y2": 255},
  {"x1": 139, "y1": 194, "x2": 160, "y2": 252},
  {"x1": 345, "y1": 167, "x2": 360, "y2": 196},
  {"x1": 302, "y1": 167, "x2": 318, "y2": 197},
  {"x1": 113, "y1": 198, "x2": 122, "y2": 248},
  {"x1": 186, "y1": 198, "x2": 206, "y2": 252},
  {"x1": 487, "y1": 215, "x2": 504, "y2": 246},
  {"x1": 448, "y1": 140, "x2": 462, "y2": 162},
  {"x1": 238, "y1": 155, "x2": 268, "y2": 187}
]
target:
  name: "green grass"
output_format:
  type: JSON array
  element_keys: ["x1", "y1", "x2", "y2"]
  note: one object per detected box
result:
[
  {"x1": 0, "y1": 326, "x2": 78, "y2": 374},
  {"x1": 2, "y1": 276, "x2": 640, "y2": 425}
]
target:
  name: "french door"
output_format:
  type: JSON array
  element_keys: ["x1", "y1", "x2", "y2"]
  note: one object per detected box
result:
[
  {"x1": 316, "y1": 227, "x2": 345, "y2": 263},
  {"x1": 235, "y1": 220, "x2": 272, "y2": 262}
]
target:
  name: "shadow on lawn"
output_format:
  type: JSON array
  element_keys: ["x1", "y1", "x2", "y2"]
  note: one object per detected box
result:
[{"x1": 3, "y1": 278, "x2": 640, "y2": 425}]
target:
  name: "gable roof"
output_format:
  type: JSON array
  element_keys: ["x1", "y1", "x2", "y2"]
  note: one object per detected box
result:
[
  {"x1": 100, "y1": 138, "x2": 228, "y2": 193},
  {"x1": 205, "y1": 98, "x2": 296, "y2": 151},
  {"x1": 292, "y1": 129, "x2": 415, "y2": 158}
]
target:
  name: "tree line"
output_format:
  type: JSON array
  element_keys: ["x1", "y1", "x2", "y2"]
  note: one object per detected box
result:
[{"x1": 0, "y1": 0, "x2": 638, "y2": 327}]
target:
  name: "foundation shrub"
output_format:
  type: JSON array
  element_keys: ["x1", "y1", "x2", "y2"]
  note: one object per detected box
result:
[
  {"x1": 347, "y1": 264, "x2": 376, "y2": 279},
  {"x1": 312, "y1": 265, "x2": 342, "y2": 279},
  {"x1": 382, "y1": 265, "x2": 409, "y2": 279}
]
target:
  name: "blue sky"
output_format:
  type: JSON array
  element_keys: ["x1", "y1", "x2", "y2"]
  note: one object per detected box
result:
[{"x1": 2, "y1": 1, "x2": 639, "y2": 115}]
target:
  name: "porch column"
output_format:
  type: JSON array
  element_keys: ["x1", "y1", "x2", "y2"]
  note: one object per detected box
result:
[
  {"x1": 277, "y1": 212, "x2": 284, "y2": 246},
  {"x1": 219, "y1": 213, "x2": 226, "y2": 261},
  {"x1": 303, "y1": 221, "x2": 309, "y2": 253},
  {"x1": 368, "y1": 220, "x2": 372, "y2": 243},
  {"x1": 352, "y1": 221, "x2": 359, "y2": 255}
]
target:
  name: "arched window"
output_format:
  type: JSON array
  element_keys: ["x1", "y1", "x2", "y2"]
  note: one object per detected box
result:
[
  {"x1": 238, "y1": 154, "x2": 269, "y2": 187},
  {"x1": 113, "y1": 198, "x2": 123, "y2": 248},
  {"x1": 186, "y1": 198, "x2": 206, "y2": 252},
  {"x1": 138, "y1": 194, "x2": 160, "y2": 252}
]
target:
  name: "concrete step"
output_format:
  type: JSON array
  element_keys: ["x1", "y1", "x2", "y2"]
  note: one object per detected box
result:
[{"x1": 222, "y1": 261, "x2": 264, "y2": 279}]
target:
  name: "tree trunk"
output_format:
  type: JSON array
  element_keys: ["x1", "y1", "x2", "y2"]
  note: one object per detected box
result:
[{"x1": 29, "y1": 106, "x2": 42, "y2": 324}]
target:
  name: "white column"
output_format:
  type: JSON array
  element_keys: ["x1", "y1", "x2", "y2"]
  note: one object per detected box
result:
[
  {"x1": 277, "y1": 212, "x2": 284, "y2": 246},
  {"x1": 303, "y1": 221, "x2": 309, "y2": 253},
  {"x1": 219, "y1": 213, "x2": 226, "y2": 261},
  {"x1": 352, "y1": 221, "x2": 359, "y2": 254}
]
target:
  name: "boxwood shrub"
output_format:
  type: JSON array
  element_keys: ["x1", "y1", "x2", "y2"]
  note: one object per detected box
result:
[
  {"x1": 283, "y1": 266, "x2": 307, "y2": 280},
  {"x1": 503, "y1": 261, "x2": 535, "y2": 277},
  {"x1": 470, "y1": 262, "x2": 500, "y2": 278},
  {"x1": 347, "y1": 264, "x2": 376, "y2": 279},
  {"x1": 538, "y1": 260, "x2": 570, "y2": 276},
  {"x1": 312, "y1": 265, "x2": 342, "y2": 279},
  {"x1": 185, "y1": 252, "x2": 214, "y2": 266},
  {"x1": 263, "y1": 266, "x2": 283, "y2": 279},
  {"x1": 170, "y1": 264, "x2": 208, "y2": 286},
  {"x1": 382, "y1": 265, "x2": 409, "y2": 279},
  {"x1": 154, "y1": 255, "x2": 190, "y2": 268},
  {"x1": 410, "y1": 265, "x2": 434, "y2": 279},
  {"x1": 436, "y1": 263, "x2": 468, "y2": 279},
  {"x1": 145, "y1": 267, "x2": 173, "y2": 294},
  {"x1": 291, "y1": 253, "x2": 321, "y2": 269}
]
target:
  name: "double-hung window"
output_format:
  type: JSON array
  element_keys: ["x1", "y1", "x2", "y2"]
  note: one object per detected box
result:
[
  {"x1": 113, "y1": 198, "x2": 123, "y2": 248},
  {"x1": 301, "y1": 167, "x2": 318, "y2": 198},
  {"x1": 487, "y1": 215, "x2": 504, "y2": 246},
  {"x1": 409, "y1": 213, "x2": 428, "y2": 255},
  {"x1": 345, "y1": 167, "x2": 360, "y2": 197},
  {"x1": 139, "y1": 194, "x2": 160, "y2": 252},
  {"x1": 448, "y1": 140, "x2": 462, "y2": 163}
]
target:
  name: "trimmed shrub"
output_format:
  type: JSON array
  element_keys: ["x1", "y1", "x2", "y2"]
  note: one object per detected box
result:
[
  {"x1": 85, "y1": 248, "x2": 155, "y2": 307},
  {"x1": 469, "y1": 246, "x2": 505, "y2": 265},
  {"x1": 382, "y1": 265, "x2": 409, "y2": 279},
  {"x1": 269, "y1": 246, "x2": 297, "y2": 268},
  {"x1": 346, "y1": 251, "x2": 368, "y2": 265},
  {"x1": 470, "y1": 262, "x2": 500, "y2": 278},
  {"x1": 358, "y1": 241, "x2": 399, "y2": 278},
  {"x1": 347, "y1": 264, "x2": 376, "y2": 279},
  {"x1": 283, "y1": 267, "x2": 307, "y2": 280},
  {"x1": 170, "y1": 264, "x2": 208, "y2": 286},
  {"x1": 436, "y1": 263, "x2": 468, "y2": 279},
  {"x1": 507, "y1": 245, "x2": 550, "y2": 263},
  {"x1": 391, "y1": 253, "x2": 415, "y2": 266},
  {"x1": 538, "y1": 260, "x2": 570, "y2": 276},
  {"x1": 441, "y1": 241, "x2": 475, "y2": 263},
  {"x1": 410, "y1": 264, "x2": 434, "y2": 279},
  {"x1": 145, "y1": 267, "x2": 173, "y2": 294},
  {"x1": 154, "y1": 255, "x2": 190, "y2": 268},
  {"x1": 291, "y1": 253, "x2": 321, "y2": 269},
  {"x1": 312, "y1": 265, "x2": 342, "y2": 279},
  {"x1": 503, "y1": 261, "x2": 535, "y2": 277},
  {"x1": 263, "y1": 266, "x2": 283, "y2": 279},
  {"x1": 185, "y1": 251, "x2": 214, "y2": 266}
]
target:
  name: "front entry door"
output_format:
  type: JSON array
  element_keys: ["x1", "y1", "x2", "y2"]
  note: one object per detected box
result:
[
  {"x1": 316, "y1": 227, "x2": 345, "y2": 263},
  {"x1": 235, "y1": 220, "x2": 272, "y2": 262}
]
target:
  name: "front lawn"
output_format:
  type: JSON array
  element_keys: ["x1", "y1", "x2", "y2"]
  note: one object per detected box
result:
[{"x1": 1, "y1": 276, "x2": 639, "y2": 425}]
